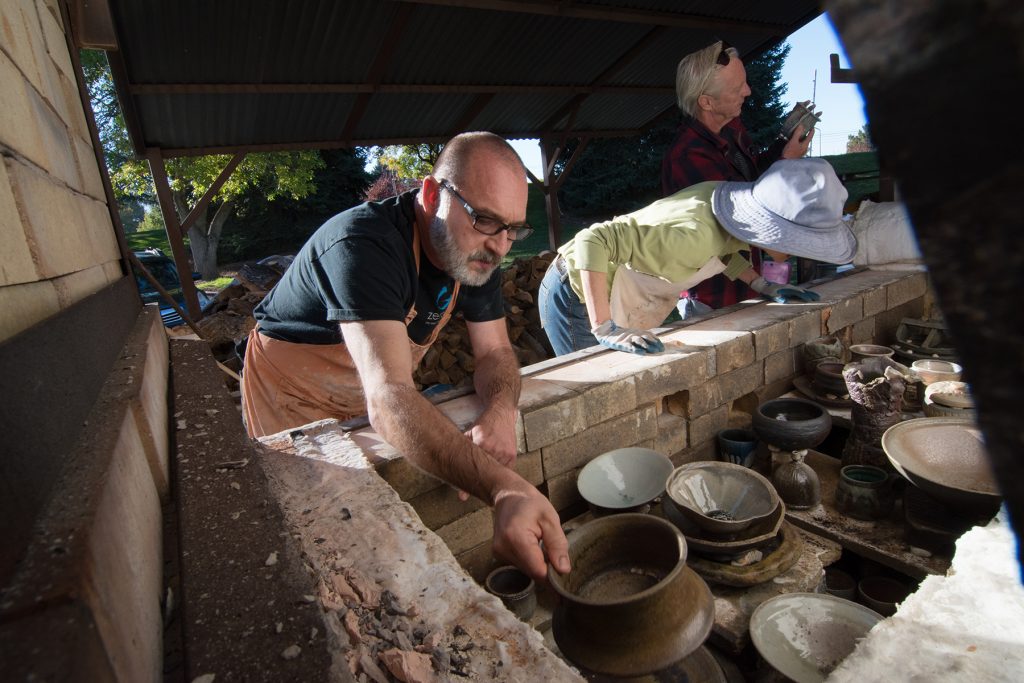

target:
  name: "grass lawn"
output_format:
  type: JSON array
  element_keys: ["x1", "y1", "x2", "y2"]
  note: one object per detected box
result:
[{"x1": 126, "y1": 228, "x2": 172, "y2": 254}]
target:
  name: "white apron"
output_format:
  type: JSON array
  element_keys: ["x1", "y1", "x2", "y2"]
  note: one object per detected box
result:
[{"x1": 609, "y1": 257, "x2": 728, "y2": 330}]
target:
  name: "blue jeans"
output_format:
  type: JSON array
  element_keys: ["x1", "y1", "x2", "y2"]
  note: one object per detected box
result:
[{"x1": 538, "y1": 259, "x2": 599, "y2": 356}]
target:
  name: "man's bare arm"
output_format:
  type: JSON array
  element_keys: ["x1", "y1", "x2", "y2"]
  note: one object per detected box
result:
[
  {"x1": 340, "y1": 319, "x2": 569, "y2": 580},
  {"x1": 466, "y1": 317, "x2": 521, "y2": 467}
]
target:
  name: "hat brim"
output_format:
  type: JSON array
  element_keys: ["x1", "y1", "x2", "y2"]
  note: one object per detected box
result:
[{"x1": 712, "y1": 182, "x2": 858, "y2": 264}]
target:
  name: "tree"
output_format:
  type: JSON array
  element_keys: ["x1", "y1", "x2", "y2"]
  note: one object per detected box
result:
[
  {"x1": 218, "y1": 148, "x2": 371, "y2": 263},
  {"x1": 81, "y1": 50, "x2": 326, "y2": 279},
  {"x1": 847, "y1": 125, "x2": 874, "y2": 153},
  {"x1": 370, "y1": 144, "x2": 443, "y2": 179},
  {"x1": 741, "y1": 42, "x2": 791, "y2": 149},
  {"x1": 553, "y1": 43, "x2": 793, "y2": 217}
]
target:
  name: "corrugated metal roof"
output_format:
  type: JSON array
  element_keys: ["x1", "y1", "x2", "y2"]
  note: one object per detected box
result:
[{"x1": 95, "y1": 0, "x2": 821, "y2": 157}]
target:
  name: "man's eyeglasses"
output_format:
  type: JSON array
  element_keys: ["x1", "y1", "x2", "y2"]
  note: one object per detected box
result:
[
  {"x1": 439, "y1": 180, "x2": 534, "y2": 241},
  {"x1": 715, "y1": 39, "x2": 733, "y2": 66}
]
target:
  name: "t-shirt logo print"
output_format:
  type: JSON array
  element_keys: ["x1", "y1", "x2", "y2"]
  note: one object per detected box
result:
[{"x1": 436, "y1": 285, "x2": 452, "y2": 311}]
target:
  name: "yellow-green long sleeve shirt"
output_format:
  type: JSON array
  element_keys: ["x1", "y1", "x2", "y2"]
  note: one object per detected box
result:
[{"x1": 557, "y1": 181, "x2": 752, "y2": 303}]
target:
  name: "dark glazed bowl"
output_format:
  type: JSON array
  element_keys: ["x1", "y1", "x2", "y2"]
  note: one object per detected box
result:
[{"x1": 753, "y1": 397, "x2": 833, "y2": 452}]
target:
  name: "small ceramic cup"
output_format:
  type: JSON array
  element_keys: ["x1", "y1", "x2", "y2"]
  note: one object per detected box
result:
[
  {"x1": 857, "y1": 576, "x2": 910, "y2": 617},
  {"x1": 717, "y1": 428, "x2": 759, "y2": 468},
  {"x1": 835, "y1": 465, "x2": 895, "y2": 521},
  {"x1": 485, "y1": 565, "x2": 537, "y2": 622},
  {"x1": 823, "y1": 567, "x2": 857, "y2": 601}
]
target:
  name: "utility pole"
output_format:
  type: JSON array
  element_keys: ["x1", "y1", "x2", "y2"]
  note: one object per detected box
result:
[{"x1": 811, "y1": 69, "x2": 818, "y2": 156}]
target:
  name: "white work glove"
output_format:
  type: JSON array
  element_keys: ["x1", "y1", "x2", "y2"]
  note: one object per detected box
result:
[
  {"x1": 749, "y1": 276, "x2": 821, "y2": 304},
  {"x1": 592, "y1": 320, "x2": 665, "y2": 354}
]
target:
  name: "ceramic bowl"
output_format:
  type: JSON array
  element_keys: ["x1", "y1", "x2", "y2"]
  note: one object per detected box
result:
[
  {"x1": 881, "y1": 417, "x2": 1001, "y2": 512},
  {"x1": 750, "y1": 592, "x2": 883, "y2": 683},
  {"x1": 663, "y1": 496, "x2": 786, "y2": 556},
  {"x1": 576, "y1": 447, "x2": 674, "y2": 514},
  {"x1": 911, "y1": 359, "x2": 963, "y2": 385},
  {"x1": 753, "y1": 397, "x2": 833, "y2": 452},
  {"x1": 664, "y1": 462, "x2": 780, "y2": 535},
  {"x1": 811, "y1": 360, "x2": 848, "y2": 397},
  {"x1": 848, "y1": 343, "x2": 895, "y2": 362}
]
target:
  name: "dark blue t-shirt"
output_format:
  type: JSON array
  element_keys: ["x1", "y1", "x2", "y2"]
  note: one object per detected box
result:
[{"x1": 254, "y1": 191, "x2": 504, "y2": 345}]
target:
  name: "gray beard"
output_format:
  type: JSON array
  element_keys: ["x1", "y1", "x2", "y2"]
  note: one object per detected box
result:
[{"x1": 428, "y1": 215, "x2": 500, "y2": 287}]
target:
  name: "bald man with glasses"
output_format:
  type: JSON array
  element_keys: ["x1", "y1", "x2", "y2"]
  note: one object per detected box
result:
[
  {"x1": 661, "y1": 39, "x2": 815, "y2": 316},
  {"x1": 241, "y1": 131, "x2": 570, "y2": 582}
]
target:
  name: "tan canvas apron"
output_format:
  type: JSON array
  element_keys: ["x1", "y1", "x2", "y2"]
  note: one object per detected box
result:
[
  {"x1": 241, "y1": 221, "x2": 461, "y2": 438},
  {"x1": 608, "y1": 257, "x2": 728, "y2": 330}
]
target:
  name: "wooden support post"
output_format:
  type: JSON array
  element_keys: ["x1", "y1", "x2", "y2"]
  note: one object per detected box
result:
[{"x1": 146, "y1": 148, "x2": 203, "y2": 321}]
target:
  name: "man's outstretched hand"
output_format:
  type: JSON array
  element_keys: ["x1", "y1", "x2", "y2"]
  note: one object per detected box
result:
[{"x1": 491, "y1": 480, "x2": 571, "y2": 583}]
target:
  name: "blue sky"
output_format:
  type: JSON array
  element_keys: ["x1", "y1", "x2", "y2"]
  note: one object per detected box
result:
[{"x1": 510, "y1": 12, "x2": 869, "y2": 175}]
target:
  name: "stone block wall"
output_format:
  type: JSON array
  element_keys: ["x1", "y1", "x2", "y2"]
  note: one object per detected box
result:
[
  {"x1": 0, "y1": 308, "x2": 169, "y2": 681},
  {"x1": 359, "y1": 268, "x2": 933, "y2": 582},
  {"x1": 0, "y1": 0, "x2": 121, "y2": 342}
]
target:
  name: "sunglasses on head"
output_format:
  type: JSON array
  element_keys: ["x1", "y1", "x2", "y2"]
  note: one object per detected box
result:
[{"x1": 715, "y1": 39, "x2": 733, "y2": 66}]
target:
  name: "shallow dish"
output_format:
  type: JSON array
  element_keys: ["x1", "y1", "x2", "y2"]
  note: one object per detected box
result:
[
  {"x1": 664, "y1": 462, "x2": 780, "y2": 535},
  {"x1": 577, "y1": 447, "x2": 674, "y2": 514},
  {"x1": 881, "y1": 417, "x2": 1001, "y2": 511},
  {"x1": 923, "y1": 380, "x2": 973, "y2": 409},
  {"x1": 750, "y1": 592, "x2": 882, "y2": 683}
]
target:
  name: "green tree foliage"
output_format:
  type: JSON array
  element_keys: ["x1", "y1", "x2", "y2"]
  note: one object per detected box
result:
[
  {"x1": 118, "y1": 200, "x2": 145, "y2": 233},
  {"x1": 371, "y1": 144, "x2": 443, "y2": 179},
  {"x1": 846, "y1": 125, "x2": 874, "y2": 153},
  {"x1": 554, "y1": 43, "x2": 792, "y2": 218},
  {"x1": 80, "y1": 50, "x2": 133, "y2": 172},
  {"x1": 138, "y1": 207, "x2": 166, "y2": 232},
  {"x1": 741, "y1": 42, "x2": 791, "y2": 149},
  {"x1": 552, "y1": 120, "x2": 679, "y2": 218},
  {"x1": 218, "y1": 149, "x2": 370, "y2": 262},
  {"x1": 81, "y1": 49, "x2": 327, "y2": 278}
]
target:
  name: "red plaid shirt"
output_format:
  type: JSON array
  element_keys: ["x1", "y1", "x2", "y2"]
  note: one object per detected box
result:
[{"x1": 661, "y1": 117, "x2": 785, "y2": 307}]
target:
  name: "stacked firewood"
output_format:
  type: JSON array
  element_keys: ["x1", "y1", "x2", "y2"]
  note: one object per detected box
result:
[
  {"x1": 414, "y1": 251, "x2": 556, "y2": 388},
  {"x1": 188, "y1": 252, "x2": 558, "y2": 388}
]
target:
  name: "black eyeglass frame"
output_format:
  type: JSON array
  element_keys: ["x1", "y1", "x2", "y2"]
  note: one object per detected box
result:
[
  {"x1": 438, "y1": 179, "x2": 534, "y2": 242},
  {"x1": 715, "y1": 39, "x2": 733, "y2": 66}
]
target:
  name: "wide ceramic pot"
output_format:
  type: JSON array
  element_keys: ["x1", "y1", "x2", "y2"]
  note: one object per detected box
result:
[
  {"x1": 753, "y1": 397, "x2": 832, "y2": 452},
  {"x1": 549, "y1": 514, "x2": 714, "y2": 677}
]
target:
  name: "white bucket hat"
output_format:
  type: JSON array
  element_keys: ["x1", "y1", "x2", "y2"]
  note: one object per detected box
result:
[{"x1": 711, "y1": 158, "x2": 857, "y2": 264}]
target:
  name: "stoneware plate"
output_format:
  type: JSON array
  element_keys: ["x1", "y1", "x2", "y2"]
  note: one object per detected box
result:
[
  {"x1": 881, "y1": 417, "x2": 1001, "y2": 510},
  {"x1": 750, "y1": 592, "x2": 882, "y2": 683}
]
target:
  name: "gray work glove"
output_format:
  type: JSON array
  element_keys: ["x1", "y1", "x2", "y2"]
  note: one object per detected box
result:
[
  {"x1": 592, "y1": 320, "x2": 665, "y2": 354},
  {"x1": 749, "y1": 276, "x2": 821, "y2": 304}
]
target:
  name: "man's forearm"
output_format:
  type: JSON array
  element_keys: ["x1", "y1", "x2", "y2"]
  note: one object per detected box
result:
[
  {"x1": 366, "y1": 382, "x2": 516, "y2": 503},
  {"x1": 473, "y1": 344, "x2": 521, "y2": 418}
]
